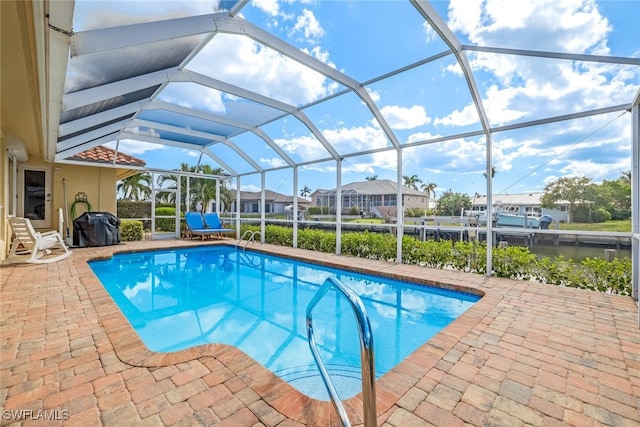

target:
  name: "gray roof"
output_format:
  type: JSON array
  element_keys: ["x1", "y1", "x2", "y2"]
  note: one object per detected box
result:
[
  {"x1": 473, "y1": 192, "x2": 542, "y2": 206},
  {"x1": 472, "y1": 192, "x2": 569, "y2": 207},
  {"x1": 320, "y1": 179, "x2": 427, "y2": 197},
  {"x1": 236, "y1": 190, "x2": 310, "y2": 205}
]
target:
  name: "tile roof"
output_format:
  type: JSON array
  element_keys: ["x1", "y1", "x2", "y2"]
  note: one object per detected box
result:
[{"x1": 68, "y1": 146, "x2": 146, "y2": 167}]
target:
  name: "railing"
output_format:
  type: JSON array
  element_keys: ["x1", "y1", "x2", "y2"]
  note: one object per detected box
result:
[
  {"x1": 306, "y1": 277, "x2": 376, "y2": 427},
  {"x1": 236, "y1": 230, "x2": 261, "y2": 251}
]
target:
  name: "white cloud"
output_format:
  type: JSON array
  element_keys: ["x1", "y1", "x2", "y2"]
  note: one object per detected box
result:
[
  {"x1": 434, "y1": 103, "x2": 479, "y2": 127},
  {"x1": 380, "y1": 105, "x2": 431, "y2": 130},
  {"x1": 241, "y1": 184, "x2": 261, "y2": 192},
  {"x1": 260, "y1": 157, "x2": 288, "y2": 168},
  {"x1": 440, "y1": 0, "x2": 638, "y2": 129},
  {"x1": 290, "y1": 9, "x2": 325, "y2": 40},
  {"x1": 323, "y1": 125, "x2": 389, "y2": 154},
  {"x1": 276, "y1": 134, "x2": 330, "y2": 162},
  {"x1": 252, "y1": 0, "x2": 280, "y2": 17},
  {"x1": 449, "y1": 0, "x2": 612, "y2": 54},
  {"x1": 422, "y1": 21, "x2": 438, "y2": 44}
]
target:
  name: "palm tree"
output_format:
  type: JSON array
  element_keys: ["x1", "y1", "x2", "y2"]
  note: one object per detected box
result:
[
  {"x1": 156, "y1": 164, "x2": 230, "y2": 212},
  {"x1": 191, "y1": 164, "x2": 232, "y2": 213},
  {"x1": 300, "y1": 185, "x2": 312, "y2": 199},
  {"x1": 402, "y1": 174, "x2": 422, "y2": 190},
  {"x1": 156, "y1": 163, "x2": 189, "y2": 207},
  {"x1": 421, "y1": 182, "x2": 437, "y2": 215},
  {"x1": 117, "y1": 172, "x2": 152, "y2": 201},
  {"x1": 365, "y1": 175, "x2": 378, "y2": 181},
  {"x1": 620, "y1": 170, "x2": 631, "y2": 183}
]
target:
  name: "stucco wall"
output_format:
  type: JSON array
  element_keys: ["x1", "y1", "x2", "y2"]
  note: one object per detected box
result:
[
  {"x1": 1, "y1": 157, "x2": 120, "y2": 260},
  {"x1": 51, "y1": 163, "x2": 118, "y2": 229}
]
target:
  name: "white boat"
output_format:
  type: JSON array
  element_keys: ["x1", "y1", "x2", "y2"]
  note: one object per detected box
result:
[
  {"x1": 495, "y1": 212, "x2": 539, "y2": 228},
  {"x1": 476, "y1": 210, "x2": 552, "y2": 229}
]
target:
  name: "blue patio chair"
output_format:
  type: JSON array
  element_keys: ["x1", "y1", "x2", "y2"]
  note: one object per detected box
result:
[
  {"x1": 203, "y1": 213, "x2": 233, "y2": 239},
  {"x1": 184, "y1": 212, "x2": 219, "y2": 240}
]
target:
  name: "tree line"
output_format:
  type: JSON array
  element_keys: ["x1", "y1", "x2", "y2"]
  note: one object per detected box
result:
[
  {"x1": 119, "y1": 166, "x2": 631, "y2": 223},
  {"x1": 116, "y1": 164, "x2": 232, "y2": 213}
]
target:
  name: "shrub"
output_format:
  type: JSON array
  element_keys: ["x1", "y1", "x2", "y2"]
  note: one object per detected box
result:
[
  {"x1": 571, "y1": 204, "x2": 593, "y2": 223},
  {"x1": 120, "y1": 220, "x2": 144, "y2": 241},
  {"x1": 592, "y1": 207, "x2": 612, "y2": 223},
  {"x1": 308, "y1": 206, "x2": 333, "y2": 215},
  {"x1": 405, "y1": 208, "x2": 424, "y2": 217},
  {"x1": 492, "y1": 246, "x2": 537, "y2": 280}
]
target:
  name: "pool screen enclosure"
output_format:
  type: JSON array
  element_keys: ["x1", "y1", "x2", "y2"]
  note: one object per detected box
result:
[{"x1": 37, "y1": 0, "x2": 640, "y2": 304}]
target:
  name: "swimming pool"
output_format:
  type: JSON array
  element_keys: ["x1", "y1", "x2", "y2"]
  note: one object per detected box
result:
[{"x1": 89, "y1": 245, "x2": 479, "y2": 400}]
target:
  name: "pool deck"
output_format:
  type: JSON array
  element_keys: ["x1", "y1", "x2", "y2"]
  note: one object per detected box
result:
[{"x1": 1, "y1": 238, "x2": 639, "y2": 426}]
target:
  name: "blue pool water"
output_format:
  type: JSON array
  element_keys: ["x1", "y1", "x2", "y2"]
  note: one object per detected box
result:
[{"x1": 89, "y1": 246, "x2": 479, "y2": 400}]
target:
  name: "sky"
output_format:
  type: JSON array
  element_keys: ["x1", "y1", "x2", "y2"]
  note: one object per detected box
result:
[{"x1": 69, "y1": 0, "x2": 640, "y2": 199}]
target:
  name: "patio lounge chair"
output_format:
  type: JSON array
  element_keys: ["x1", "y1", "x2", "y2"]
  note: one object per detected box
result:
[
  {"x1": 7, "y1": 217, "x2": 72, "y2": 263},
  {"x1": 184, "y1": 212, "x2": 220, "y2": 240},
  {"x1": 203, "y1": 213, "x2": 233, "y2": 239}
]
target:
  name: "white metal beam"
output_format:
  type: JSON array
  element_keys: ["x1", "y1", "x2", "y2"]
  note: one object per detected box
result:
[
  {"x1": 119, "y1": 132, "x2": 238, "y2": 176},
  {"x1": 411, "y1": 0, "x2": 494, "y2": 275},
  {"x1": 204, "y1": 138, "x2": 264, "y2": 172},
  {"x1": 55, "y1": 132, "x2": 121, "y2": 161},
  {"x1": 462, "y1": 45, "x2": 640, "y2": 66},
  {"x1": 178, "y1": 70, "x2": 340, "y2": 159},
  {"x1": 57, "y1": 118, "x2": 132, "y2": 151},
  {"x1": 146, "y1": 99, "x2": 296, "y2": 166},
  {"x1": 63, "y1": 68, "x2": 178, "y2": 110},
  {"x1": 70, "y1": 14, "x2": 222, "y2": 57},
  {"x1": 129, "y1": 118, "x2": 263, "y2": 173},
  {"x1": 176, "y1": 70, "x2": 341, "y2": 159},
  {"x1": 59, "y1": 101, "x2": 143, "y2": 137}
]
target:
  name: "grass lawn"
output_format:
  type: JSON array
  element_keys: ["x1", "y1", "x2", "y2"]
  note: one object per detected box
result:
[
  {"x1": 347, "y1": 218, "x2": 385, "y2": 224},
  {"x1": 558, "y1": 219, "x2": 631, "y2": 232}
]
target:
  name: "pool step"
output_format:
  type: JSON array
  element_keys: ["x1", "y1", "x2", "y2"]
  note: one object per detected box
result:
[{"x1": 274, "y1": 364, "x2": 363, "y2": 401}]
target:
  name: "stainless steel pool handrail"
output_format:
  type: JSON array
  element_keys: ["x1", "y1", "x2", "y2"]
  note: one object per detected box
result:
[
  {"x1": 306, "y1": 277, "x2": 377, "y2": 427},
  {"x1": 236, "y1": 230, "x2": 261, "y2": 251}
]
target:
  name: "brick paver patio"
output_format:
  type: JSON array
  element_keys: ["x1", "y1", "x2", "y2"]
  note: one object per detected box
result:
[{"x1": 1, "y1": 239, "x2": 639, "y2": 426}]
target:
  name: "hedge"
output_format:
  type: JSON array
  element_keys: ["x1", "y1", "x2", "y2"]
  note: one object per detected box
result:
[{"x1": 238, "y1": 224, "x2": 632, "y2": 296}]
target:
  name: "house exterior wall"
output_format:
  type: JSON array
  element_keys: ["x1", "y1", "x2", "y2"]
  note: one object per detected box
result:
[
  {"x1": 1, "y1": 152, "x2": 120, "y2": 260},
  {"x1": 315, "y1": 192, "x2": 428, "y2": 215}
]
